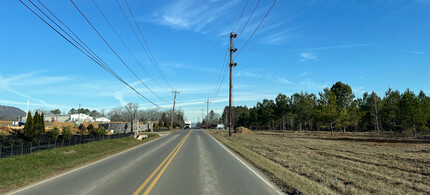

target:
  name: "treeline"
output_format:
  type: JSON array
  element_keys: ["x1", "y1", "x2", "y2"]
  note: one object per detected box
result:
[
  {"x1": 223, "y1": 81, "x2": 430, "y2": 136},
  {"x1": 107, "y1": 103, "x2": 185, "y2": 129}
]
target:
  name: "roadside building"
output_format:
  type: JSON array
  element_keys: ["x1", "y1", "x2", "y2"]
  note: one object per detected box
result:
[
  {"x1": 44, "y1": 115, "x2": 70, "y2": 122},
  {"x1": 70, "y1": 113, "x2": 93, "y2": 122},
  {"x1": 96, "y1": 117, "x2": 111, "y2": 123}
]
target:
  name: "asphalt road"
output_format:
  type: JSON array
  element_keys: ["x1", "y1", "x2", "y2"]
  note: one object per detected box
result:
[{"x1": 9, "y1": 129, "x2": 280, "y2": 195}]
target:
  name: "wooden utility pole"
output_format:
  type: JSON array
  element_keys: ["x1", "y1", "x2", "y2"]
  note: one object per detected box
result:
[
  {"x1": 229, "y1": 32, "x2": 238, "y2": 136},
  {"x1": 205, "y1": 98, "x2": 212, "y2": 129},
  {"x1": 170, "y1": 90, "x2": 179, "y2": 130}
]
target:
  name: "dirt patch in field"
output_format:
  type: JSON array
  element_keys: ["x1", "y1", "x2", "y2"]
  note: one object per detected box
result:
[{"x1": 235, "y1": 126, "x2": 255, "y2": 135}]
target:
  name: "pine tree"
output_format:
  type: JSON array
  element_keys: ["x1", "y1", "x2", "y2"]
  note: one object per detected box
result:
[
  {"x1": 33, "y1": 112, "x2": 41, "y2": 139},
  {"x1": 40, "y1": 113, "x2": 45, "y2": 135},
  {"x1": 24, "y1": 112, "x2": 34, "y2": 139}
]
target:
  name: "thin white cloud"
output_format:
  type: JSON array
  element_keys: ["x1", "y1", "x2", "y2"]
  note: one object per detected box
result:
[
  {"x1": 261, "y1": 31, "x2": 293, "y2": 45},
  {"x1": 300, "y1": 52, "x2": 317, "y2": 61},
  {"x1": 161, "y1": 63, "x2": 218, "y2": 73},
  {"x1": 299, "y1": 71, "x2": 310, "y2": 77},
  {"x1": 0, "y1": 72, "x2": 72, "y2": 108},
  {"x1": 401, "y1": 49, "x2": 424, "y2": 54},
  {"x1": 276, "y1": 78, "x2": 292, "y2": 84},
  {"x1": 308, "y1": 43, "x2": 368, "y2": 51},
  {"x1": 261, "y1": 25, "x2": 305, "y2": 45},
  {"x1": 236, "y1": 70, "x2": 265, "y2": 79},
  {"x1": 297, "y1": 44, "x2": 367, "y2": 62},
  {"x1": 154, "y1": 0, "x2": 239, "y2": 32}
]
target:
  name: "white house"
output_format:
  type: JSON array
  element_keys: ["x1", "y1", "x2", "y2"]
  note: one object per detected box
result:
[
  {"x1": 96, "y1": 117, "x2": 111, "y2": 123},
  {"x1": 70, "y1": 113, "x2": 93, "y2": 122}
]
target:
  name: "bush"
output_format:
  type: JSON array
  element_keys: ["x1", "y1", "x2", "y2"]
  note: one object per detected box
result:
[
  {"x1": 78, "y1": 124, "x2": 85, "y2": 131},
  {"x1": 0, "y1": 133, "x2": 6, "y2": 143},
  {"x1": 92, "y1": 126, "x2": 106, "y2": 136},
  {"x1": 78, "y1": 124, "x2": 87, "y2": 135},
  {"x1": 62, "y1": 126, "x2": 72, "y2": 139},
  {"x1": 97, "y1": 127, "x2": 106, "y2": 135},
  {"x1": 87, "y1": 124, "x2": 94, "y2": 132},
  {"x1": 49, "y1": 127, "x2": 60, "y2": 139}
]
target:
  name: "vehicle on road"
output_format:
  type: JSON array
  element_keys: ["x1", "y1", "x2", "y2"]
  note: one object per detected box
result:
[
  {"x1": 184, "y1": 120, "x2": 191, "y2": 129},
  {"x1": 217, "y1": 124, "x2": 225, "y2": 129}
]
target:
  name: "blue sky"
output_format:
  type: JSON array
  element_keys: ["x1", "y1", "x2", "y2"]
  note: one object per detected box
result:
[{"x1": 1, "y1": 0, "x2": 430, "y2": 122}]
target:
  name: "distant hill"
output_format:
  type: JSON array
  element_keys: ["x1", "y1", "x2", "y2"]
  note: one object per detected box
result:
[{"x1": 0, "y1": 105, "x2": 26, "y2": 121}]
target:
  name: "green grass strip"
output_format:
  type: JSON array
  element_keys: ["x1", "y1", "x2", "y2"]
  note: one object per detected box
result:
[{"x1": 0, "y1": 133, "x2": 159, "y2": 193}]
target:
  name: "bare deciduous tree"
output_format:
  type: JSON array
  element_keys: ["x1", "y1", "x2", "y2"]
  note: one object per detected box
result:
[{"x1": 125, "y1": 102, "x2": 139, "y2": 133}]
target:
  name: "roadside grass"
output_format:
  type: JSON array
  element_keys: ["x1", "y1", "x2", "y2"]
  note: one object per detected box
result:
[
  {"x1": 0, "y1": 133, "x2": 159, "y2": 193},
  {"x1": 206, "y1": 130, "x2": 430, "y2": 194}
]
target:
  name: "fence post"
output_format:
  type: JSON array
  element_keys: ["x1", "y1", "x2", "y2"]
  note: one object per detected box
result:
[
  {"x1": 0, "y1": 145, "x2": 2, "y2": 158},
  {"x1": 62, "y1": 139, "x2": 64, "y2": 147},
  {"x1": 21, "y1": 142, "x2": 23, "y2": 155},
  {"x1": 48, "y1": 139, "x2": 51, "y2": 150},
  {"x1": 38, "y1": 141, "x2": 40, "y2": 152},
  {"x1": 30, "y1": 141, "x2": 32, "y2": 154},
  {"x1": 55, "y1": 139, "x2": 57, "y2": 149},
  {"x1": 11, "y1": 143, "x2": 14, "y2": 157},
  {"x1": 79, "y1": 136, "x2": 82, "y2": 144}
]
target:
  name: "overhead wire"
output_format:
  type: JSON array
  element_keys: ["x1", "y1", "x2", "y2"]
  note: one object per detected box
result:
[
  {"x1": 19, "y1": 0, "x2": 165, "y2": 109},
  {"x1": 211, "y1": 0, "x2": 252, "y2": 100},
  {"x1": 70, "y1": 0, "x2": 169, "y2": 103},
  {"x1": 210, "y1": 47, "x2": 229, "y2": 99},
  {"x1": 122, "y1": 0, "x2": 174, "y2": 90},
  {"x1": 232, "y1": 0, "x2": 250, "y2": 32},
  {"x1": 234, "y1": 0, "x2": 260, "y2": 44},
  {"x1": 91, "y1": 0, "x2": 167, "y2": 91},
  {"x1": 34, "y1": 0, "x2": 111, "y2": 73},
  {"x1": 235, "y1": 0, "x2": 278, "y2": 60}
]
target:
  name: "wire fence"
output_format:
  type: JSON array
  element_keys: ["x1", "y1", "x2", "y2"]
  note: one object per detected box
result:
[{"x1": 0, "y1": 133, "x2": 133, "y2": 159}]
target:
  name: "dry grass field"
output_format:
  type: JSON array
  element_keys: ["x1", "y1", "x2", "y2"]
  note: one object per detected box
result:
[{"x1": 207, "y1": 130, "x2": 430, "y2": 194}]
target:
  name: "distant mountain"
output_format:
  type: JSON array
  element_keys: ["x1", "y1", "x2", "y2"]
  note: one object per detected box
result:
[{"x1": 0, "y1": 105, "x2": 26, "y2": 121}]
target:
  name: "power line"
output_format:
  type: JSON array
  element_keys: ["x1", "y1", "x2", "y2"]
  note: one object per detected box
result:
[
  {"x1": 19, "y1": 0, "x2": 165, "y2": 109},
  {"x1": 234, "y1": 0, "x2": 260, "y2": 44},
  {"x1": 235, "y1": 0, "x2": 278, "y2": 60},
  {"x1": 211, "y1": 47, "x2": 229, "y2": 99},
  {"x1": 211, "y1": 0, "x2": 252, "y2": 100},
  {"x1": 232, "y1": 0, "x2": 250, "y2": 32},
  {"x1": 28, "y1": 0, "x2": 117, "y2": 81},
  {"x1": 123, "y1": 0, "x2": 174, "y2": 90},
  {"x1": 91, "y1": 0, "x2": 167, "y2": 91},
  {"x1": 34, "y1": 0, "x2": 108, "y2": 72},
  {"x1": 70, "y1": 0, "x2": 169, "y2": 103}
]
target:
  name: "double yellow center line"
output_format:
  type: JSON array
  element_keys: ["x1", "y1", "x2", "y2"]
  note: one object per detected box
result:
[{"x1": 133, "y1": 130, "x2": 192, "y2": 195}]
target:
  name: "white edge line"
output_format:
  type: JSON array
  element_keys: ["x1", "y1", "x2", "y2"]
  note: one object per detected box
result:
[
  {"x1": 202, "y1": 129, "x2": 283, "y2": 195},
  {"x1": 6, "y1": 133, "x2": 171, "y2": 195}
]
